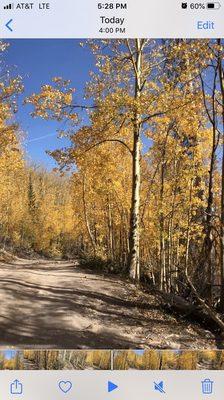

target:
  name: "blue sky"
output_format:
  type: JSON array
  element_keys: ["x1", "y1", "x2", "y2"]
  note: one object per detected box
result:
[{"x1": 5, "y1": 39, "x2": 95, "y2": 169}]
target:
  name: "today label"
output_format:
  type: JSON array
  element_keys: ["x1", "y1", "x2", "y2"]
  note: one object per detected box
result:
[{"x1": 100, "y1": 16, "x2": 125, "y2": 25}]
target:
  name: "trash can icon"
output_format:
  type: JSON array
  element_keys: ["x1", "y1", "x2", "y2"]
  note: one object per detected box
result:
[{"x1": 202, "y1": 379, "x2": 213, "y2": 394}]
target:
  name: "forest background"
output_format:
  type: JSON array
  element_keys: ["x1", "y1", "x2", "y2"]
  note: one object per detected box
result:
[{"x1": 2, "y1": 39, "x2": 224, "y2": 328}]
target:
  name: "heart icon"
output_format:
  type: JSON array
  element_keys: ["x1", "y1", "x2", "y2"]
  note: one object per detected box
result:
[{"x1": 58, "y1": 381, "x2": 72, "y2": 393}]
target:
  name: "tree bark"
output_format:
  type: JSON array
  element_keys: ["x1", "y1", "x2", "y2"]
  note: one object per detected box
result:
[
  {"x1": 217, "y1": 38, "x2": 224, "y2": 311},
  {"x1": 107, "y1": 194, "x2": 114, "y2": 260},
  {"x1": 159, "y1": 160, "x2": 166, "y2": 291},
  {"x1": 200, "y1": 70, "x2": 219, "y2": 302},
  {"x1": 82, "y1": 174, "x2": 96, "y2": 255},
  {"x1": 128, "y1": 39, "x2": 143, "y2": 282}
]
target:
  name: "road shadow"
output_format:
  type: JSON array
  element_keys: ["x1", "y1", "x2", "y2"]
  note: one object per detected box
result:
[{"x1": 0, "y1": 260, "x2": 219, "y2": 349}]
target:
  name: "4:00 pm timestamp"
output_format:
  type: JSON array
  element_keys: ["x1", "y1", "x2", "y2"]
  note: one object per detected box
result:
[
  {"x1": 98, "y1": 3, "x2": 128, "y2": 9},
  {"x1": 99, "y1": 27, "x2": 126, "y2": 33}
]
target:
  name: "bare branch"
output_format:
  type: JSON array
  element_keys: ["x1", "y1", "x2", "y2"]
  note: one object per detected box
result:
[{"x1": 83, "y1": 139, "x2": 133, "y2": 156}]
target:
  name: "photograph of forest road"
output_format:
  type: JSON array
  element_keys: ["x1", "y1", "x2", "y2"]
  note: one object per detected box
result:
[{"x1": 2, "y1": 38, "x2": 224, "y2": 349}]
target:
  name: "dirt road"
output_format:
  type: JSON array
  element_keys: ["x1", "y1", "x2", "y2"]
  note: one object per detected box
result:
[{"x1": 0, "y1": 258, "x2": 220, "y2": 349}]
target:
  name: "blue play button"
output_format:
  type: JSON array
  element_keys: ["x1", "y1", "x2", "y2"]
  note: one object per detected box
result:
[{"x1": 108, "y1": 381, "x2": 118, "y2": 393}]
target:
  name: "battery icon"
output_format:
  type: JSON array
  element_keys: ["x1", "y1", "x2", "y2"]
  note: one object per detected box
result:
[{"x1": 207, "y1": 2, "x2": 221, "y2": 8}]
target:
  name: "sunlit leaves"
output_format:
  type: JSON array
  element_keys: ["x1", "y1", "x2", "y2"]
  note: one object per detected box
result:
[{"x1": 26, "y1": 78, "x2": 76, "y2": 122}]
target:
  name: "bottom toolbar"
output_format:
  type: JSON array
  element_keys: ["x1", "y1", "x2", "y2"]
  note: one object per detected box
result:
[{"x1": 0, "y1": 371, "x2": 222, "y2": 399}]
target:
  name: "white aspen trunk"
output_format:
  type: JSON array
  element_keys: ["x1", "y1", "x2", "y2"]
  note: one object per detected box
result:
[
  {"x1": 107, "y1": 194, "x2": 114, "y2": 260},
  {"x1": 218, "y1": 39, "x2": 224, "y2": 312},
  {"x1": 82, "y1": 174, "x2": 96, "y2": 255},
  {"x1": 129, "y1": 39, "x2": 143, "y2": 281}
]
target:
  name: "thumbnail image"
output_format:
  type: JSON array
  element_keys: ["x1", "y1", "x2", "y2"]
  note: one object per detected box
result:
[
  {"x1": 1, "y1": 350, "x2": 224, "y2": 370},
  {"x1": 113, "y1": 350, "x2": 224, "y2": 370},
  {"x1": 0, "y1": 351, "x2": 23, "y2": 370},
  {"x1": 0, "y1": 39, "x2": 224, "y2": 348},
  {"x1": 0, "y1": 350, "x2": 111, "y2": 370}
]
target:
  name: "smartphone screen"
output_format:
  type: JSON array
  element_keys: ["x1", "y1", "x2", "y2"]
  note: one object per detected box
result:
[{"x1": 0, "y1": 1, "x2": 223, "y2": 398}]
